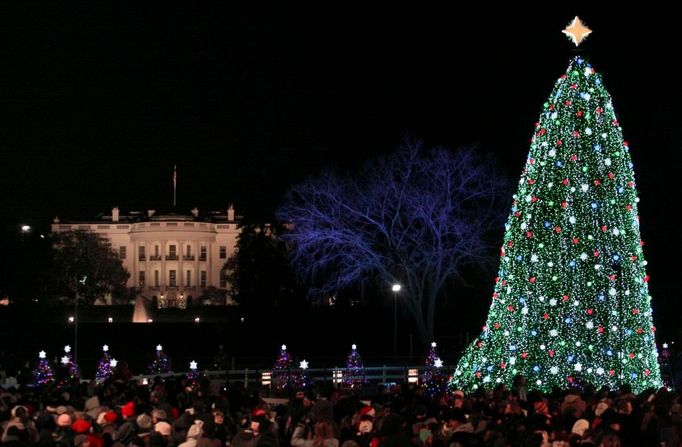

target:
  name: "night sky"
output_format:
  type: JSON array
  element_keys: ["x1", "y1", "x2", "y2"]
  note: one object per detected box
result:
[{"x1": 2, "y1": 5, "x2": 681, "y2": 321}]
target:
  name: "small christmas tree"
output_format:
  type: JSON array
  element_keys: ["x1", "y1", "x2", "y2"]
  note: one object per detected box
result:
[
  {"x1": 272, "y1": 344, "x2": 294, "y2": 391},
  {"x1": 148, "y1": 344, "x2": 173, "y2": 375},
  {"x1": 422, "y1": 342, "x2": 446, "y2": 398},
  {"x1": 60, "y1": 345, "x2": 81, "y2": 381},
  {"x1": 188, "y1": 360, "x2": 199, "y2": 382},
  {"x1": 96, "y1": 345, "x2": 113, "y2": 381},
  {"x1": 344, "y1": 344, "x2": 365, "y2": 388},
  {"x1": 34, "y1": 351, "x2": 55, "y2": 385},
  {"x1": 294, "y1": 359, "x2": 312, "y2": 389}
]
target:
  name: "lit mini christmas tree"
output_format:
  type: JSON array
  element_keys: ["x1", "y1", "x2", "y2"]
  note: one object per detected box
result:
[
  {"x1": 294, "y1": 359, "x2": 312, "y2": 389},
  {"x1": 344, "y1": 344, "x2": 365, "y2": 388},
  {"x1": 188, "y1": 360, "x2": 199, "y2": 382},
  {"x1": 60, "y1": 345, "x2": 81, "y2": 381},
  {"x1": 34, "y1": 351, "x2": 55, "y2": 385},
  {"x1": 96, "y1": 345, "x2": 114, "y2": 381},
  {"x1": 422, "y1": 342, "x2": 446, "y2": 397},
  {"x1": 272, "y1": 344, "x2": 293, "y2": 391},
  {"x1": 148, "y1": 344, "x2": 173, "y2": 375},
  {"x1": 451, "y1": 18, "x2": 662, "y2": 393}
]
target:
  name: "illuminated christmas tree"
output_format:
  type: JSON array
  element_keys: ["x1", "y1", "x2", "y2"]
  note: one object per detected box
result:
[
  {"x1": 96, "y1": 345, "x2": 114, "y2": 381},
  {"x1": 60, "y1": 345, "x2": 81, "y2": 381},
  {"x1": 34, "y1": 351, "x2": 55, "y2": 385},
  {"x1": 422, "y1": 342, "x2": 446, "y2": 397},
  {"x1": 451, "y1": 18, "x2": 661, "y2": 393},
  {"x1": 294, "y1": 359, "x2": 312, "y2": 389},
  {"x1": 188, "y1": 360, "x2": 199, "y2": 384},
  {"x1": 344, "y1": 344, "x2": 365, "y2": 388},
  {"x1": 272, "y1": 344, "x2": 293, "y2": 391},
  {"x1": 148, "y1": 344, "x2": 173, "y2": 375}
]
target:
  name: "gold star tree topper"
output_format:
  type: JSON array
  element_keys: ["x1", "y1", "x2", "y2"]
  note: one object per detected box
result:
[{"x1": 562, "y1": 16, "x2": 592, "y2": 46}]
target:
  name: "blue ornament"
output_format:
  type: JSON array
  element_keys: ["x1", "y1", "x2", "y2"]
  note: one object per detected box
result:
[
  {"x1": 612, "y1": 254, "x2": 621, "y2": 261},
  {"x1": 516, "y1": 255, "x2": 523, "y2": 261},
  {"x1": 556, "y1": 161, "x2": 564, "y2": 168},
  {"x1": 598, "y1": 294, "x2": 605, "y2": 302},
  {"x1": 626, "y1": 329, "x2": 633, "y2": 336},
  {"x1": 591, "y1": 202, "x2": 599, "y2": 209},
  {"x1": 569, "y1": 261, "x2": 576, "y2": 268},
  {"x1": 533, "y1": 365, "x2": 540, "y2": 372},
  {"x1": 618, "y1": 187, "x2": 624, "y2": 194},
  {"x1": 576, "y1": 58, "x2": 584, "y2": 65},
  {"x1": 565, "y1": 317, "x2": 573, "y2": 324},
  {"x1": 531, "y1": 330, "x2": 538, "y2": 336},
  {"x1": 607, "y1": 350, "x2": 613, "y2": 356},
  {"x1": 509, "y1": 345, "x2": 517, "y2": 351},
  {"x1": 567, "y1": 355, "x2": 574, "y2": 362},
  {"x1": 544, "y1": 221, "x2": 552, "y2": 228},
  {"x1": 593, "y1": 144, "x2": 602, "y2": 152},
  {"x1": 630, "y1": 372, "x2": 638, "y2": 379},
  {"x1": 595, "y1": 78, "x2": 601, "y2": 85}
]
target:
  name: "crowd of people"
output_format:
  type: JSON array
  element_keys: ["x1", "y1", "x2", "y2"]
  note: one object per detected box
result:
[{"x1": 1, "y1": 371, "x2": 682, "y2": 447}]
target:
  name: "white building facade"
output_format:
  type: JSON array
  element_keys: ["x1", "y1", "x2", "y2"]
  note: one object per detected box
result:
[{"x1": 51, "y1": 206, "x2": 240, "y2": 307}]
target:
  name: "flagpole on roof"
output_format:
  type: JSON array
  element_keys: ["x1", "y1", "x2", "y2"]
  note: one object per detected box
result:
[{"x1": 173, "y1": 165, "x2": 177, "y2": 209}]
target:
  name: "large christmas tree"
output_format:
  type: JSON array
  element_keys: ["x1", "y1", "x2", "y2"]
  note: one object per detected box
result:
[{"x1": 451, "y1": 18, "x2": 662, "y2": 393}]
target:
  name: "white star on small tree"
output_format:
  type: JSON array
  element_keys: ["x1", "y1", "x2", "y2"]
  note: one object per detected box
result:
[
  {"x1": 299, "y1": 360, "x2": 309, "y2": 369},
  {"x1": 103, "y1": 345, "x2": 109, "y2": 352},
  {"x1": 189, "y1": 361, "x2": 198, "y2": 370},
  {"x1": 39, "y1": 351, "x2": 46, "y2": 359},
  {"x1": 61, "y1": 356, "x2": 70, "y2": 365},
  {"x1": 110, "y1": 359, "x2": 118, "y2": 368},
  {"x1": 64, "y1": 345, "x2": 71, "y2": 353}
]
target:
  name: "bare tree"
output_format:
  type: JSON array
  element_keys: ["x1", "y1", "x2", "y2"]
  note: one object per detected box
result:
[{"x1": 278, "y1": 139, "x2": 509, "y2": 345}]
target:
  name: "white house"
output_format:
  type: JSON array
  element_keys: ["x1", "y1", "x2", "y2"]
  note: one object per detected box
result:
[{"x1": 51, "y1": 205, "x2": 241, "y2": 308}]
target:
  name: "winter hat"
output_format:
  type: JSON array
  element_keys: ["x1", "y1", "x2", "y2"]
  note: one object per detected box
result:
[
  {"x1": 594, "y1": 401, "x2": 609, "y2": 417},
  {"x1": 155, "y1": 421, "x2": 172, "y2": 436},
  {"x1": 104, "y1": 411, "x2": 118, "y2": 423},
  {"x1": 453, "y1": 390, "x2": 465, "y2": 400},
  {"x1": 137, "y1": 414, "x2": 153, "y2": 431},
  {"x1": 72, "y1": 419, "x2": 92, "y2": 433},
  {"x1": 57, "y1": 413, "x2": 73, "y2": 427},
  {"x1": 56, "y1": 406, "x2": 69, "y2": 415},
  {"x1": 121, "y1": 402, "x2": 136, "y2": 419},
  {"x1": 359, "y1": 406, "x2": 375, "y2": 418},
  {"x1": 187, "y1": 420, "x2": 204, "y2": 439},
  {"x1": 571, "y1": 419, "x2": 589, "y2": 437}
]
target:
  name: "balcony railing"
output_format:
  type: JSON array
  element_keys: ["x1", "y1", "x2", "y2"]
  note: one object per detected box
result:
[
  {"x1": 199, "y1": 256, "x2": 207, "y2": 261},
  {"x1": 183, "y1": 255, "x2": 195, "y2": 261},
  {"x1": 139, "y1": 256, "x2": 146, "y2": 261},
  {"x1": 150, "y1": 255, "x2": 162, "y2": 261},
  {"x1": 165, "y1": 255, "x2": 179, "y2": 261}
]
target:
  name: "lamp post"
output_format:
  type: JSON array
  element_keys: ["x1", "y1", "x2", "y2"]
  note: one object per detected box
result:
[{"x1": 392, "y1": 284, "x2": 401, "y2": 360}]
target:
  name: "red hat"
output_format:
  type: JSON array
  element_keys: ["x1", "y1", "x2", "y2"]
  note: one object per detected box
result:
[
  {"x1": 72, "y1": 419, "x2": 92, "y2": 433},
  {"x1": 359, "y1": 406, "x2": 375, "y2": 418},
  {"x1": 87, "y1": 434, "x2": 104, "y2": 447},
  {"x1": 121, "y1": 402, "x2": 135, "y2": 419},
  {"x1": 252, "y1": 408, "x2": 267, "y2": 417},
  {"x1": 104, "y1": 411, "x2": 118, "y2": 423}
]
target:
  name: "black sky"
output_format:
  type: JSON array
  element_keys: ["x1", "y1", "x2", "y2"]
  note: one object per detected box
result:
[{"x1": 2, "y1": 4, "x2": 681, "y2": 319}]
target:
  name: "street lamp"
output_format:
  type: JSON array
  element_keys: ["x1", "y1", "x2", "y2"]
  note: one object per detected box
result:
[{"x1": 391, "y1": 284, "x2": 401, "y2": 359}]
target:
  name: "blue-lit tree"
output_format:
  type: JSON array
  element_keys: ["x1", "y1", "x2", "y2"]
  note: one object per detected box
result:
[{"x1": 278, "y1": 139, "x2": 508, "y2": 345}]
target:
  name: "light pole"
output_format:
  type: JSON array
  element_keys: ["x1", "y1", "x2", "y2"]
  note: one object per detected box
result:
[{"x1": 392, "y1": 284, "x2": 401, "y2": 360}]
